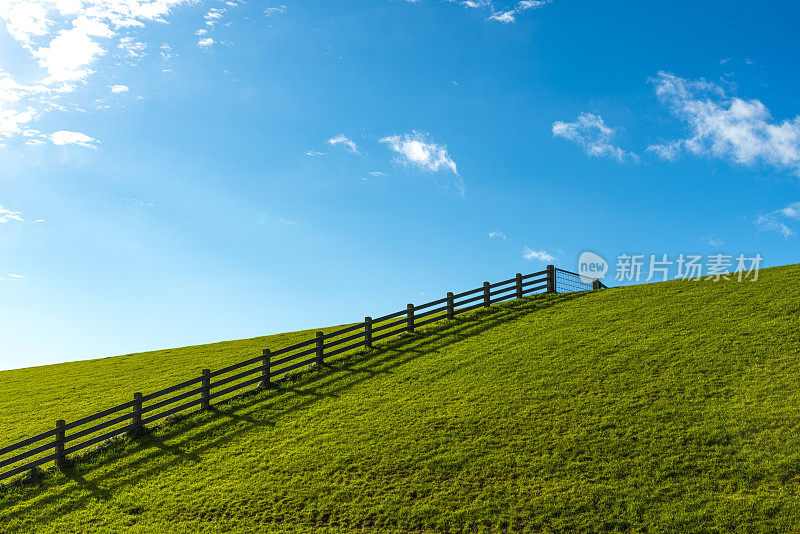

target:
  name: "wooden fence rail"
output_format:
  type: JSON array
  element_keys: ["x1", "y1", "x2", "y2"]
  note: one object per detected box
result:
[{"x1": 0, "y1": 266, "x2": 606, "y2": 483}]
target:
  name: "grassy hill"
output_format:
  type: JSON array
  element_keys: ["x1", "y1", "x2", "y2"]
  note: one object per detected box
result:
[{"x1": 2, "y1": 264, "x2": 800, "y2": 532}]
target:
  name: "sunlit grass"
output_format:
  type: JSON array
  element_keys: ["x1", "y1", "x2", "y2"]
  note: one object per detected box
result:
[{"x1": 2, "y1": 264, "x2": 800, "y2": 532}]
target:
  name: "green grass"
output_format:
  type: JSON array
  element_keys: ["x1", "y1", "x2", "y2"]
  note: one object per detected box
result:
[
  {"x1": 0, "y1": 324, "x2": 353, "y2": 448},
  {"x1": 2, "y1": 264, "x2": 800, "y2": 532}
]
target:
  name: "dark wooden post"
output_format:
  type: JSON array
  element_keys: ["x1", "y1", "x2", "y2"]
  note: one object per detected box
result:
[
  {"x1": 446, "y1": 292, "x2": 454, "y2": 320},
  {"x1": 129, "y1": 392, "x2": 142, "y2": 435},
  {"x1": 592, "y1": 279, "x2": 601, "y2": 290},
  {"x1": 364, "y1": 317, "x2": 372, "y2": 348},
  {"x1": 407, "y1": 304, "x2": 414, "y2": 333},
  {"x1": 260, "y1": 349, "x2": 271, "y2": 388},
  {"x1": 483, "y1": 282, "x2": 490, "y2": 308},
  {"x1": 316, "y1": 331, "x2": 324, "y2": 364},
  {"x1": 516, "y1": 273, "x2": 523, "y2": 299},
  {"x1": 546, "y1": 265, "x2": 556, "y2": 293},
  {"x1": 201, "y1": 368, "x2": 210, "y2": 410},
  {"x1": 54, "y1": 420, "x2": 65, "y2": 468}
]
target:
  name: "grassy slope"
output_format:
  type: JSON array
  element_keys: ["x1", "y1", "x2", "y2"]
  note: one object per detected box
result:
[
  {"x1": 2, "y1": 264, "x2": 800, "y2": 533},
  {"x1": 0, "y1": 325, "x2": 352, "y2": 447}
]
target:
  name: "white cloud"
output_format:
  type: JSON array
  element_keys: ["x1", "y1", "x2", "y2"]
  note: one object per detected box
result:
[
  {"x1": 204, "y1": 8, "x2": 225, "y2": 26},
  {"x1": 648, "y1": 71, "x2": 800, "y2": 176},
  {"x1": 488, "y1": 11, "x2": 516, "y2": 23},
  {"x1": 451, "y1": 0, "x2": 549, "y2": 23},
  {"x1": 379, "y1": 131, "x2": 458, "y2": 174},
  {"x1": 8, "y1": 274, "x2": 23, "y2": 279},
  {"x1": 159, "y1": 43, "x2": 174, "y2": 61},
  {"x1": 126, "y1": 198, "x2": 155, "y2": 208},
  {"x1": 33, "y1": 16, "x2": 114, "y2": 83},
  {"x1": 701, "y1": 235, "x2": 723, "y2": 247},
  {"x1": 328, "y1": 134, "x2": 359, "y2": 154},
  {"x1": 264, "y1": 6, "x2": 287, "y2": 16},
  {"x1": 756, "y1": 201, "x2": 800, "y2": 239},
  {"x1": 117, "y1": 37, "x2": 147, "y2": 64},
  {"x1": 196, "y1": 3, "x2": 244, "y2": 46},
  {"x1": 279, "y1": 218, "x2": 297, "y2": 226},
  {"x1": 368, "y1": 171, "x2": 387, "y2": 176},
  {"x1": 0, "y1": 101, "x2": 38, "y2": 140},
  {"x1": 109, "y1": 84, "x2": 129, "y2": 93},
  {"x1": 50, "y1": 130, "x2": 98, "y2": 148},
  {"x1": 305, "y1": 150, "x2": 326, "y2": 157},
  {"x1": 0, "y1": 205, "x2": 24, "y2": 223},
  {"x1": 488, "y1": 230, "x2": 506, "y2": 240},
  {"x1": 380, "y1": 131, "x2": 463, "y2": 196},
  {"x1": 552, "y1": 113, "x2": 639, "y2": 163},
  {"x1": 522, "y1": 246, "x2": 554, "y2": 262},
  {"x1": 2, "y1": 3, "x2": 50, "y2": 44},
  {"x1": 0, "y1": 0, "x2": 196, "y2": 145},
  {"x1": 781, "y1": 202, "x2": 800, "y2": 219}
]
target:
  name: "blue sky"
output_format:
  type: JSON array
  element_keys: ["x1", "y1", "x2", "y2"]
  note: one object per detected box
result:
[{"x1": 1, "y1": 0, "x2": 798, "y2": 370}]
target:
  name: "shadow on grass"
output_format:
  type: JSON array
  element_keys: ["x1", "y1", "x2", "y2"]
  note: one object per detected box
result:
[{"x1": 0, "y1": 292, "x2": 587, "y2": 526}]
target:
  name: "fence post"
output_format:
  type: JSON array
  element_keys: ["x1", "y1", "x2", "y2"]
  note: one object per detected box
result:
[
  {"x1": 546, "y1": 265, "x2": 556, "y2": 293},
  {"x1": 129, "y1": 392, "x2": 142, "y2": 436},
  {"x1": 201, "y1": 368, "x2": 210, "y2": 410},
  {"x1": 54, "y1": 420, "x2": 65, "y2": 468},
  {"x1": 447, "y1": 292, "x2": 454, "y2": 320},
  {"x1": 316, "y1": 331, "x2": 324, "y2": 365},
  {"x1": 260, "y1": 349, "x2": 271, "y2": 388},
  {"x1": 364, "y1": 317, "x2": 372, "y2": 349},
  {"x1": 483, "y1": 282, "x2": 490, "y2": 308},
  {"x1": 592, "y1": 279, "x2": 601, "y2": 290},
  {"x1": 516, "y1": 273, "x2": 523, "y2": 299},
  {"x1": 407, "y1": 304, "x2": 415, "y2": 333}
]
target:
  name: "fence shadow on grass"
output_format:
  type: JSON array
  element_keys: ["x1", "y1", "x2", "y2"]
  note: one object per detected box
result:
[{"x1": 0, "y1": 292, "x2": 588, "y2": 527}]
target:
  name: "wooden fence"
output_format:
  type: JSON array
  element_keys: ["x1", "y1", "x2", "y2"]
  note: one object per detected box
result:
[{"x1": 0, "y1": 266, "x2": 606, "y2": 483}]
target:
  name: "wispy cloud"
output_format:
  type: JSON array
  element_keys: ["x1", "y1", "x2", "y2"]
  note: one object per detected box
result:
[
  {"x1": 264, "y1": 6, "x2": 287, "y2": 17},
  {"x1": 195, "y1": 3, "x2": 244, "y2": 48},
  {"x1": 552, "y1": 113, "x2": 639, "y2": 163},
  {"x1": 205, "y1": 8, "x2": 225, "y2": 26},
  {"x1": 0, "y1": 273, "x2": 24, "y2": 281},
  {"x1": 450, "y1": 0, "x2": 550, "y2": 23},
  {"x1": 488, "y1": 230, "x2": 506, "y2": 240},
  {"x1": 380, "y1": 131, "x2": 463, "y2": 196},
  {"x1": 368, "y1": 171, "x2": 387, "y2": 176},
  {"x1": 126, "y1": 198, "x2": 155, "y2": 208},
  {"x1": 0, "y1": 205, "x2": 24, "y2": 223},
  {"x1": 328, "y1": 134, "x2": 359, "y2": 154},
  {"x1": 379, "y1": 131, "x2": 458, "y2": 174},
  {"x1": 488, "y1": 0, "x2": 548, "y2": 23},
  {"x1": 109, "y1": 84, "x2": 129, "y2": 93},
  {"x1": 0, "y1": 0, "x2": 196, "y2": 146},
  {"x1": 117, "y1": 37, "x2": 146, "y2": 65},
  {"x1": 756, "y1": 201, "x2": 800, "y2": 239},
  {"x1": 701, "y1": 235, "x2": 724, "y2": 247},
  {"x1": 279, "y1": 218, "x2": 297, "y2": 226},
  {"x1": 159, "y1": 43, "x2": 175, "y2": 61},
  {"x1": 305, "y1": 150, "x2": 326, "y2": 157},
  {"x1": 522, "y1": 246, "x2": 554, "y2": 262},
  {"x1": 50, "y1": 130, "x2": 98, "y2": 149},
  {"x1": 648, "y1": 71, "x2": 800, "y2": 176}
]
